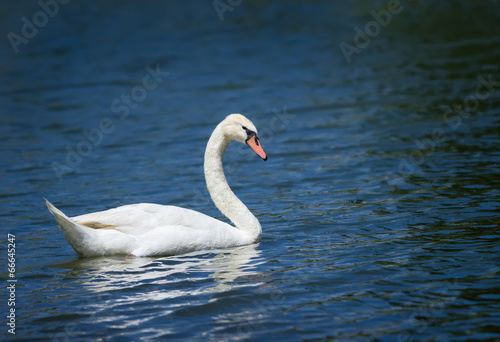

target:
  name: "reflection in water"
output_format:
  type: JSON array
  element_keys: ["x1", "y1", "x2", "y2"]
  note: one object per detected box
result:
[
  {"x1": 47, "y1": 245, "x2": 264, "y2": 336},
  {"x1": 53, "y1": 244, "x2": 262, "y2": 295}
]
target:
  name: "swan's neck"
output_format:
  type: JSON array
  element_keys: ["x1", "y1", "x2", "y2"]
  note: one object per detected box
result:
[{"x1": 204, "y1": 124, "x2": 261, "y2": 241}]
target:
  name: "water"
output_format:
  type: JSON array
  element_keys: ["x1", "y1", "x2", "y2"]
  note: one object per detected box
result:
[{"x1": 1, "y1": 1, "x2": 500, "y2": 340}]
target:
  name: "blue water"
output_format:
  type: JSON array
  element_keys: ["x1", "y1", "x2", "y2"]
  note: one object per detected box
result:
[{"x1": 1, "y1": 1, "x2": 500, "y2": 341}]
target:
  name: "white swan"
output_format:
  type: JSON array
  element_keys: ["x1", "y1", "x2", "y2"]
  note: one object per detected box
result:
[{"x1": 46, "y1": 114, "x2": 268, "y2": 257}]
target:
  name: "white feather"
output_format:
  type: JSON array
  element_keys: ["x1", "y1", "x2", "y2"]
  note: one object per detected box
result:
[{"x1": 46, "y1": 114, "x2": 267, "y2": 257}]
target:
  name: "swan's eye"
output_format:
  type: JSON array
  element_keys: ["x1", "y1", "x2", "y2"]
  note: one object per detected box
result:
[
  {"x1": 243, "y1": 125, "x2": 258, "y2": 145},
  {"x1": 242, "y1": 126, "x2": 253, "y2": 135}
]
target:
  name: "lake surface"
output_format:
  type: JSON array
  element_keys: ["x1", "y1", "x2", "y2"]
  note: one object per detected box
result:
[{"x1": 1, "y1": 1, "x2": 500, "y2": 341}]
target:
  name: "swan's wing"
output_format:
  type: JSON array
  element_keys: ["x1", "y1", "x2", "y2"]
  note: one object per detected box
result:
[{"x1": 72, "y1": 203, "x2": 232, "y2": 235}]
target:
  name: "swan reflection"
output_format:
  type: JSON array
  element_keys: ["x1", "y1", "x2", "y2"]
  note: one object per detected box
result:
[{"x1": 53, "y1": 244, "x2": 263, "y2": 297}]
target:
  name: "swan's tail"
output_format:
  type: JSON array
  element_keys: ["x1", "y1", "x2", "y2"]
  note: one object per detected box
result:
[{"x1": 45, "y1": 198, "x2": 92, "y2": 256}]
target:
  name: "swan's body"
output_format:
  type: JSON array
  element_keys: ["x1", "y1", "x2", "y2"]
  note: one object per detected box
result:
[{"x1": 46, "y1": 114, "x2": 268, "y2": 257}]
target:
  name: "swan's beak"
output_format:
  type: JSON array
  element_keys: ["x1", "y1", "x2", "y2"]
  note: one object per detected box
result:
[{"x1": 246, "y1": 135, "x2": 267, "y2": 161}]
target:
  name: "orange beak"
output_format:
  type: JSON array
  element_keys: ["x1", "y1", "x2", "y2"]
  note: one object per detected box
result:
[{"x1": 246, "y1": 135, "x2": 267, "y2": 161}]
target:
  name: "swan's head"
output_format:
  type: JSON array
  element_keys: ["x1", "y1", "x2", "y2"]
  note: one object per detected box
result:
[{"x1": 222, "y1": 114, "x2": 267, "y2": 161}]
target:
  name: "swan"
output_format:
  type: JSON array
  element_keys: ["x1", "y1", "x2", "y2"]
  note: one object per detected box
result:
[{"x1": 46, "y1": 114, "x2": 268, "y2": 257}]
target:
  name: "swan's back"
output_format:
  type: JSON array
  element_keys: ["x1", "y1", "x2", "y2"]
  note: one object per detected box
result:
[{"x1": 46, "y1": 200, "x2": 254, "y2": 257}]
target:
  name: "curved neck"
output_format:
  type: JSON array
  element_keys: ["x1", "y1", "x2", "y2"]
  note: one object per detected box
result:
[{"x1": 204, "y1": 123, "x2": 261, "y2": 240}]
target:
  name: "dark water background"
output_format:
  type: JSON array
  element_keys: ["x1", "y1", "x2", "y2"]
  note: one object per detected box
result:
[{"x1": 1, "y1": 1, "x2": 500, "y2": 340}]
